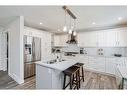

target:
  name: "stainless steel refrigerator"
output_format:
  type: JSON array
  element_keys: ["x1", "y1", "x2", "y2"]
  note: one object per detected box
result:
[{"x1": 24, "y1": 35, "x2": 41, "y2": 79}]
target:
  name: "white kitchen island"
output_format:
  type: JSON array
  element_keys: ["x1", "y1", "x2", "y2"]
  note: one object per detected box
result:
[{"x1": 36, "y1": 59, "x2": 78, "y2": 89}]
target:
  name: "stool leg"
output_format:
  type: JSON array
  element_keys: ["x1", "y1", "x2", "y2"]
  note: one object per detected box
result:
[
  {"x1": 63, "y1": 74, "x2": 66, "y2": 89},
  {"x1": 76, "y1": 72, "x2": 79, "y2": 89},
  {"x1": 78, "y1": 69, "x2": 80, "y2": 88},
  {"x1": 70, "y1": 75, "x2": 73, "y2": 89},
  {"x1": 72, "y1": 74, "x2": 74, "y2": 85},
  {"x1": 82, "y1": 67, "x2": 84, "y2": 82}
]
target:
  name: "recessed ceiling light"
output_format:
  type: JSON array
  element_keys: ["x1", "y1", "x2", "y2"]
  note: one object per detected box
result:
[
  {"x1": 40, "y1": 22, "x2": 43, "y2": 25},
  {"x1": 92, "y1": 22, "x2": 96, "y2": 25},
  {"x1": 118, "y1": 17, "x2": 123, "y2": 20}
]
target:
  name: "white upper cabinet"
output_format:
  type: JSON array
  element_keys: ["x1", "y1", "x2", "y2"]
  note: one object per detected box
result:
[
  {"x1": 98, "y1": 29, "x2": 117, "y2": 47},
  {"x1": 77, "y1": 31, "x2": 97, "y2": 47},
  {"x1": 117, "y1": 28, "x2": 127, "y2": 47},
  {"x1": 60, "y1": 34, "x2": 68, "y2": 46},
  {"x1": 97, "y1": 30, "x2": 107, "y2": 47},
  {"x1": 54, "y1": 35, "x2": 60, "y2": 46},
  {"x1": 54, "y1": 34, "x2": 68, "y2": 46},
  {"x1": 77, "y1": 32, "x2": 89, "y2": 47},
  {"x1": 77, "y1": 27, "x2": 127, "y2": 47},
  {"x1": 88, "y1": 32, "x2": 98, "y2": 47},
  {"x1": 54, "y1": 27, "x2": 127, "y2": 47}
]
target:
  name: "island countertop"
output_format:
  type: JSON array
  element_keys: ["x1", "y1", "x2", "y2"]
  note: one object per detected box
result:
[{"x1": 36, "y1": 59, "x2": 78, "y2": 71}]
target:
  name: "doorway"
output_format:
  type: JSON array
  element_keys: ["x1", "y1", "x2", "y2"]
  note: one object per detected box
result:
[{"x1": 0, "y1": 31, "x2": 18, "y2": 89}]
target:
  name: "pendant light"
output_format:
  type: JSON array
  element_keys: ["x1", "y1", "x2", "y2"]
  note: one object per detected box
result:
[
  {"x1": 63, "y1": 9, "x2": 67, "y2": 32},
  {"x1": 73, "y1": 31, "x2": 77, "y2": 36},
  {"x1": 73, "y1": 19, "x2": 77, "y2": 36},
  {"x1": 69, "y1": 29, "x2": 72, "y2": 34},
  {"x1": 68, "y1": 15, "x2": 72, "y2": 34}
]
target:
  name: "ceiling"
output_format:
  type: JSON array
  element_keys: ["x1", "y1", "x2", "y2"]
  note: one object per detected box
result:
[{"x1": 0, "y1": 6, "x2": 127, "y2": 33}]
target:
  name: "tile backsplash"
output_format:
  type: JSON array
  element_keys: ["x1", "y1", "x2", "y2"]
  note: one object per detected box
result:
[
  {"x1": 82, "y1": 47, "x2": 127, "y2": 57},
  {"x1": 54, "y1": 44, "x2": 127, "y2": 57}
]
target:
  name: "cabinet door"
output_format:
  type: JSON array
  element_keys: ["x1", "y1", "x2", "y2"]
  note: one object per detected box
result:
[
  {"x1": 87, "y1": 56, "x2": 97, "y2": 71},
  {"x1": 95, "y1": 57, "x2": 105, "y2": 73},
  {"x1": 60, "y1": 34, "x2": 68, "y2": 46},
  {"x1": 79, "y1": 55, "x2": 89, "y2": 65},
  {"x1": 97, "y1": 30, "x2": 107, "y2": 47},
  {"x1": 106, "y1": 31, "x2": 117, "y2": 47},
  {"x1": 77, "y1": 33, "x2": 83, "y2": 47},
  {"x1": 77, "y1": 32, "x2": 97, "y2": 47},
  {"x1": 88, "y1": 32, "x2": 98, "y2": 47},
  {"x1": 118, "y1": 30, "x2": 127, "y2": 47},
  {"x1": 98, "y1": 30, "x2": 117, "y2": 47},
  {"x1": 42, "y1": 32, "x2": 51, "y2": 58},
  {"x1": 105, "y1": 58, "x2": 116, "y2": 75},
  {"x1": 77, "y1": 33, "x2": 89, "y2": 47},
  {"x1": 54, "y1": 35, "x2": 60, "y2": 46}
]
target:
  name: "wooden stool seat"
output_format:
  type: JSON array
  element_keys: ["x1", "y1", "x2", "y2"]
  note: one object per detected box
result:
[{"x1": 63, "y1": 66, "x2": 80, "y2": 90}]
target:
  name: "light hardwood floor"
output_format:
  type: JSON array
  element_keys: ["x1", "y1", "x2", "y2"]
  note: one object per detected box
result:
[
  {"x1": 80, "y1": 70, "x2": 117, "y2": 89},
  {"x1": 11, "y1": 70, "x2": 118, "y2": 90},
  {"x1": 0, "y1": 71, "x2": 18, "y2": 89},
  {"x1": 12, "y1": 76, "x2": 36, "y2": 89}
]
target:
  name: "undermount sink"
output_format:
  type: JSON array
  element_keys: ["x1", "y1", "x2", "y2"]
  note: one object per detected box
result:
[{"x1": 47, "y1": 59, "x2": 66, "y2": 64}]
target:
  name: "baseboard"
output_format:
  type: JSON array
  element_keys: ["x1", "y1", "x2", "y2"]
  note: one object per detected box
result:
[{"x1": 8, "y1": 72, "x2": 24, "y2": 84}]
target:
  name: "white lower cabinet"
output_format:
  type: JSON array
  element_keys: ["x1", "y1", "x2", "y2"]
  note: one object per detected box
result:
[
  {"x1": 105, "y1": 58, "x2": 116, "y2": 75},
  {"x1": 95, "y1": 57, "x2": 105, "y2": 73},
  {"x1": 81, "y1": 56, "x2": 124, "y2": 76},
  {"x1": 83, "y1": 56, "x2": 105, "y2": 73},
  {"x1": 87, "y1": 56, "x2": 97, "y2": 71}
]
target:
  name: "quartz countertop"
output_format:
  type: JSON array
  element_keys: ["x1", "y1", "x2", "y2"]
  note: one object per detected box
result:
[{"x1": 36, "y1": 59, "x2": 78, "y2": 71}]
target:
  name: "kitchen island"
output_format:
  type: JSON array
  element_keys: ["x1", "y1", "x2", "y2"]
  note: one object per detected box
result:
[{"x1": 36, "y1": 59, "x2": 78, "y2": 89}]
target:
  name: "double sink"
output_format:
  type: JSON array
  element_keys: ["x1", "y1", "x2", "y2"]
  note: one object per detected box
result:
[{"x1": 47, "y1": 59, "x2": 66, "y2": 64}]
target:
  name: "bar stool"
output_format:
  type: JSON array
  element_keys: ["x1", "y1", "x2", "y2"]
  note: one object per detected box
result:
[
  {"x1": 63, "y1": 66, "x2": 80, "y2": 90},
  {"x1": 74, "y1": 63, "x2": 85, "y2": 88}
]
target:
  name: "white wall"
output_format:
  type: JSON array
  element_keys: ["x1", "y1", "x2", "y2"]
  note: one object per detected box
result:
[
  {"x1": 7, "y1": 16, "x2": 24, "y2": 84},
  {"x1": 24, "y1": 26, "x2": 52, "y2": 61},
  {"x1": 0, "y1": 26, "x2": 4, "y2": 31}
]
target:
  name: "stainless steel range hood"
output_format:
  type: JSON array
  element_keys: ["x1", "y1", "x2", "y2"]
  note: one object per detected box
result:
[{"x1": 66, "y1": 31, "x2": 77, "y2": 44}]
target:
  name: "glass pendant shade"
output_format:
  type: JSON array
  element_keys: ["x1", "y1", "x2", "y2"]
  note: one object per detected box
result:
[
  {"x1": 73, "y1": 31, "x2": 77, "y2": 36},
  {"x1": 69, "y1": 29, "x2": 72, "y2": 34},
  {"x1": 63, "y1": 26, "x2": 67, "y2": 32}
]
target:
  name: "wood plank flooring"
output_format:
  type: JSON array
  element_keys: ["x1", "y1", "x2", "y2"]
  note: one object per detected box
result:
[
  {"x1": 12, "y1": 76, "x2": 36, "y2": 89},
  {"x1": 11, "y1": 70, "x2": 118, "y2": 89},
  {"x1": 80, "y1": 70, "x2": 117, "y2": 89},
  {"x1": 0, "y1": 71, "x2": 18, "y2": 89}
]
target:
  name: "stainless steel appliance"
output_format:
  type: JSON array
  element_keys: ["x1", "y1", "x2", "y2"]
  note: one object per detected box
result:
[{"x1": 24, "y1": 36, "x2": 41, "y2": 79}]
